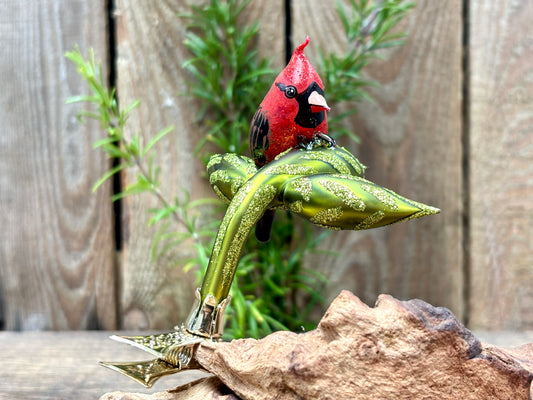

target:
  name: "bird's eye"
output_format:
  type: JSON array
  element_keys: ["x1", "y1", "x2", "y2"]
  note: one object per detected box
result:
[
  {"x1": 284, "y1": 85, "x2": 297, "y2": 98},
  {"x1": 276, "y1": 82, "x2": 298, "y2": 99}
]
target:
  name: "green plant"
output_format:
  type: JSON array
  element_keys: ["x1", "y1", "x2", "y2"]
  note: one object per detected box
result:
[
  {"x1": 180, "y1": 0, "x2": 275, "y2": 159},
  {"x1": 65, "y1": 47, "x2": 216, "y2": 264},
  {"x1": 320, "y1": 0, "x2": 416, "y2": 141},
  {"x1": 65, "y1": 47, "x2": 171, "y2": 205}
]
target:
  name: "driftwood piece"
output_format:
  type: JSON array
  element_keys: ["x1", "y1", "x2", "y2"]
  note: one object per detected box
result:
[
  {"x1": 100, "y1": 376, "x2": 237, "y2": 400},
  {"x1": 101, "y1": 291, "x2": 533, "y2": 400}
]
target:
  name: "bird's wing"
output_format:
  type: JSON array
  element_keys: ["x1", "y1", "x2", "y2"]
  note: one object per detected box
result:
[{"x1": 249, "y1": 107, "x2": 270, "y2": 166}]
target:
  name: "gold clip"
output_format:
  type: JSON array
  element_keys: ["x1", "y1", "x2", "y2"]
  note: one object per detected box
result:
[
  {"x1": 100, "y1": 326, "x2": 206, "y2": 387},
  {"x1": 100, "y1": 291, "x2": 231, "y2": 387},
  {"x1": 100, "y1": 358, "x2": 184, "y2": 388}
]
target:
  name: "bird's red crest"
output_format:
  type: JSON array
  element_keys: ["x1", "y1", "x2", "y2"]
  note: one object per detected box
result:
[{"x1": 279, "y1": 36, "x2": 324, "y2": 93}]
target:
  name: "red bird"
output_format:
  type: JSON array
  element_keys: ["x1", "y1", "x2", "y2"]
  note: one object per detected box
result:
[
  {"x1": 249, "y1": 36, "x2": 332, "y2": 241},
  {"x1": 249, "y1": 36, "x2": 330, "y2": 166}
]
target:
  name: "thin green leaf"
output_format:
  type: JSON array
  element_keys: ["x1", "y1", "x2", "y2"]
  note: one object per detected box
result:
[
  {"x1": 92, "y1": 163, "x2": 129, "y2": 192},
  {"x1": 142, "y1": 125, "x2": 174, "y2": 157},
  {"x1": 92, "y1": 136, "x2": 119, "y2": 149},
  {"x1": 66, "y1": 95, "x2": 100, "y2": 104}
]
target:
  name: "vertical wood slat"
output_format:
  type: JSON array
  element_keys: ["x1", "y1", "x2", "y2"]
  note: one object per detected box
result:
[
  {"x1": 468, "y1": 0, "x2": 533, "y2": 329},
  {"x1": 292, "y1": 0, "x2": 465, "y2": 318},
  {"x1": 114, "y1": 0, "x2": 286, "y2": 329},
  {"x1": 0, "y1": 1, "x2": 116, "y2": 330}
]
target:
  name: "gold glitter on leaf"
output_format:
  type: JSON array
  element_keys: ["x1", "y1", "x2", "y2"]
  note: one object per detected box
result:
[
  {"x1": 354, "y1": 211, "x2": 385, "y2": 230},
  {"x1": 290, "y1": 177, "x2": 312, "y2": 201},
  {"x1": 315, "y1": 224, "x2": 342, "y2": 231},
  {"x1": 207, "y1": 154, "x2": 223, "y2": 170},
  {"x1": 224, "y1": 153, "x2": 257, "y2": 176},
  {"x1": 343, "y1": 153, "x2": 366, "y2": 176},
  {"x1": 318, "y1": 179, "x2": 366, "y2": 211},
  {"x1": 310, "y1": 206, "x2": 343, "y2": 226},
  {"x1": 265, "y1": 164, "x2": 318, "y2": 176},
  {"x1": 230, "y1": 177, "x2": 246, "y2": 195},
  {"x1": 288, "y1": 200, "x2": 303, "y2": 213},
  {"x1": 272, "y1": 148, "x2": 293, "y2": 162},
  {"x1": 224, "y1": 184, "x2": 277, "y2": 275},
  {"x1": 300, "y1": 150, "x2": 352, "y2": 175},
  {"x1": 209, "y1": 169, "x2": 232, "y2": 185},
  {"x1": 361, "y1": 184, "x2": 399, "y2": 210}
]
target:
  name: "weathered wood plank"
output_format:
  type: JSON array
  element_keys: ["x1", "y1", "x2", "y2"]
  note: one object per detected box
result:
[
  {"x1": 0, "y1": 331, "x2": 208, "y2": 399},
  {"x1": 114, "y1": 0, "x2": 285, "y2": 329},
  {"x1": 292, "y1": 1, "x2": 464, "y2": 318},
  {"x1": 0, "y1": 1, "x2": 116, "y2": 329},
  {"x1": 468, "y1": 0, "x2": 533, "y2": 329}
]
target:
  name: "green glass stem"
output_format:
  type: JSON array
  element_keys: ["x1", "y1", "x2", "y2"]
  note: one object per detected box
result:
[{"x1": 200, "y1": 178, "x2": 277, "y2": 302}]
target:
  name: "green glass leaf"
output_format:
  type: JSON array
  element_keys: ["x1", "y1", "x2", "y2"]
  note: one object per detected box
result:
[{"x1": 201, "y1": 143, "x2": 438, "y2": 308}]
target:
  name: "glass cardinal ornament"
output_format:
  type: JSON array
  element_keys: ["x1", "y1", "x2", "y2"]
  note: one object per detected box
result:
[
  {"x1": 101, "y1": 37, "x2": 440, "y2": 389},
  {"x1": 249, "y1": 36, "x2": 330, "y2": 167},
  {"x1": 250, "y1": 36, "x2": 332, "y2": 241}
]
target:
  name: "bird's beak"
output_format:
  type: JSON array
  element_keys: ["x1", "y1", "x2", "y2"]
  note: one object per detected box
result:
[{"x1": 308, "y1": 91, "x2": 330, "y2": 112}]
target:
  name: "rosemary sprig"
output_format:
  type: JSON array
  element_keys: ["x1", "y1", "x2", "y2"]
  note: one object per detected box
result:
[
  {"x1": 65, "y1": 47, "x2": 211, "y2": 258},
  {"x1": 319, "y1": 0, "x2": 416, "y2": 141}
]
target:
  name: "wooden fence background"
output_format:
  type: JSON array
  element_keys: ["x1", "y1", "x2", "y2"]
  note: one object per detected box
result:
[{"x1": 1, "y1": 0, "x2": 532, "y2": 332}]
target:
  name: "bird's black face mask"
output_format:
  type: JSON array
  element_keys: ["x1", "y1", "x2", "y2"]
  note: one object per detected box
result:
[
  {"x1": 294, "y1": 81, "x2": 326, "y2": 129},
  {"x1": 276, "y1": 81, "x2": 327, "y2": 129}
]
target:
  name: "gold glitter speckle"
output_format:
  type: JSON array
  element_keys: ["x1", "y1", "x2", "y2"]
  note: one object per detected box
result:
[
  {"x1": 300, "y1": 150, "x2": 352, "y2": 175},
  {"x1": 310, "y1": 206, "x2": 343, "y2": 226},
  {"x1": 207, "y1": 154, "x2": 223, "y2": 170},
  {"x1": 337, "y1": 147, "x2": 366, "y2": 176},
  {"x1": 224, "y1": 153, "x2": 257, "y2": 176},
  {"x1": 272, "y1": 148, "x2": 293, "y2": 162},
  {"x1": 209, "y1": 169, "x2": 232, "y2": 185},
  {"x1": 230, "y1": 177, "x2": 246, "y2": 195},
  {"x1": 224, "y1": 184, "x2": 277, "y2": 277},
  {"x1": 290, "y1": 177, "x2": 312, "y2": 201},
  {"x1": 318, "y1": 179, "x2": 366, "y2": 211},
  {"x1": 288, "y1": 200, "x2": 303, "y2": 213},
  {"x1": 354, "y1": 211, "x2": 385, "y2": 230},
  {"x1": 265, "y1": 164, "x2": 317, "y2": 176},
  {"x1": 361, "y1": 184, "x2": 399, "y2": 210}
]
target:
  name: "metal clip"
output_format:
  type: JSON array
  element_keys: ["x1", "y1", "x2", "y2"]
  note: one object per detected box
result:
[
  {"x1": 100, "y1": 289, "x2": 231, "y2": 387},
  {"x1": 185, "y1": 289, "x2": 231, "y2": 339}
]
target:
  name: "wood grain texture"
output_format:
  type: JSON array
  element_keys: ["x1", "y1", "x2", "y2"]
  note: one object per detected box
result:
[
  {"x1": 292, "y1": 1, "x2": 464, "y2": 318},
  {"x1": 114, "y1": 0, "x2": 285, "y2": 329},
  {"x1": 0, "y1": 1, "x2": 116, "y2": 329},
  {"x1": 468, "y1": 0, "x2": 533, "y2": 329},
  {"x1": 0, "y1": 331, "x2": 209, "y2": 399}
]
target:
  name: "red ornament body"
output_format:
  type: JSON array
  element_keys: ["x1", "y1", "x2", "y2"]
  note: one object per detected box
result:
[
  {"x1": 249, "y1": 36, "x2": 330, "y2": 167},
  {"x1": 248, "y1": 36, "x2": 331, "y2": 241}
]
